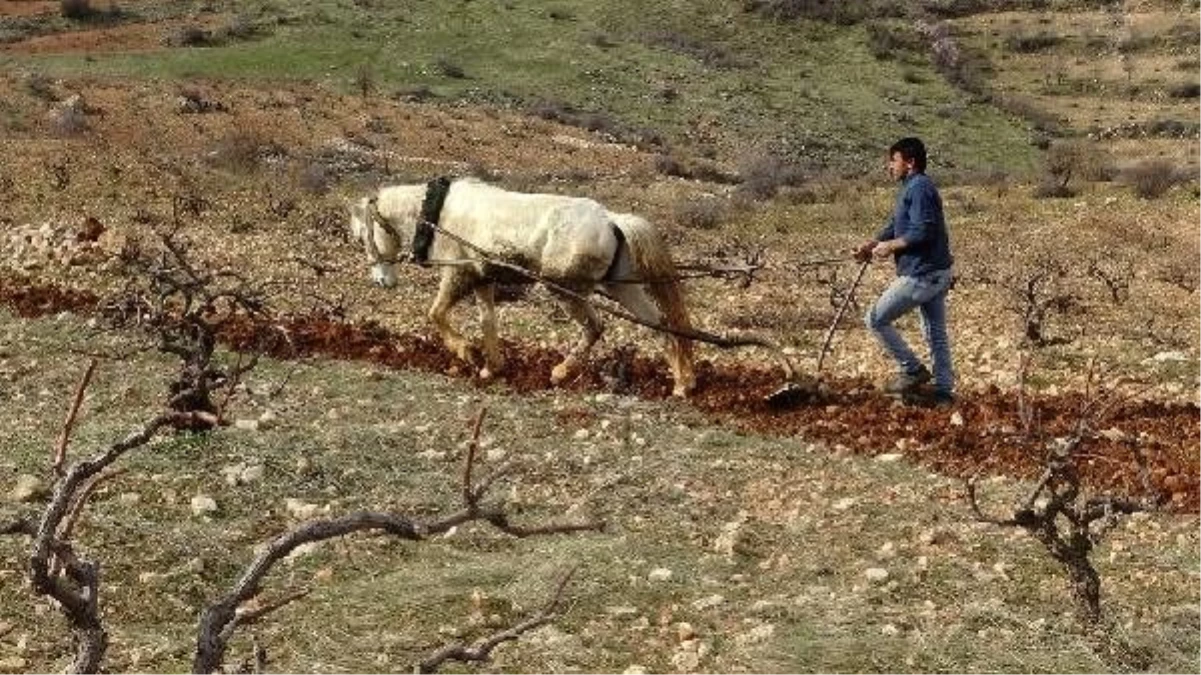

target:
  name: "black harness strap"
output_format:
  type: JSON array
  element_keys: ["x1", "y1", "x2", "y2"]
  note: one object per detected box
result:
[
  {"x1": 413, "y1": 176, "x2": 453, "y2": 265},
  {"x1": 602, "y1": 222, "x2": 626, "y2": 281}
]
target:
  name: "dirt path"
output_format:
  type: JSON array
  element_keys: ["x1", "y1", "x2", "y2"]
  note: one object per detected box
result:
[{"x1": 3, "y1": 275, "x2": 1196, "y2": 512}]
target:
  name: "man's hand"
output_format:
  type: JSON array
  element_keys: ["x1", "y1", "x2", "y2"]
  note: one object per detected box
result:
[
  {"x1": 872, "y1": 238, "x2": 907, "y2": 259},
  {"x1": 852, "y1": 240, "x2": 876, "y2": 263}
]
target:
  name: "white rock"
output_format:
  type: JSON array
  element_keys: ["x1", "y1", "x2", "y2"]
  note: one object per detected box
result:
[
  {"x1": 864, "y1": 567, "x2": 890, "y2": 583},
  {"x1": 221, "y1": 463, "x2": 246, "y2": 485},
  {"x1": 881, "y1": 623, "x2": 901, "y2": 636},
  {"x1": 670, "y1": 649, "x2": 700, "y2": 671},
  {"x1": 1098, "y1": 427, "x2": 1126, "y2": 442},
  {"x1": 622, "y1": 667, "x2": 647, "y2": 675},
  {"x1": 190, "y1": 495, "x2": 218, "y2": 516},
  {"x1": 736, "y1": 623, "x2": 775, "y2": 645},
  {"x1": 832, "y1": 497, "x2": 857, "y2": 511},
  {"x1": 691, "y1": 594, "x2": 725, "y2": 610},
  {"x1": 573, "y1": 428, "x2": 590, "y2": 440},
  {"x1": 8, "y1": 474, "x2": 48, "y2": 503},
  {"x1": 1149, "y1": 351, "x2": 1187, "y2": 363},
  {"x1": 875, "y1": 452, "x2": 903, "y2": 463},
  {"x1": 233, "y1": 418, "x2": 259, "y2": 431},
  {"x1": 950, "y1": 411, "x2": 964, "y2": 427},
  {"x1": 0, "y1": 657, "x2": 29, "y2": 671},
  {"x1": 877, "y1": 542, "x2": 896, "y2": 560},
  {"x1": 648, "y1": 567, "x2": 673, "y2": 582},
  {"x1": 676, "y1": 621, "x2": 696, "y2": 641},
  {"x1": 240, "y1": 464, "x2": 265, "y2": 483},
  {"x1": 285, "y1": 498, "x2": 321, "y2": 520},
  {"x1": 257, "y1": 409, "x2": 279, "y2": 429}
]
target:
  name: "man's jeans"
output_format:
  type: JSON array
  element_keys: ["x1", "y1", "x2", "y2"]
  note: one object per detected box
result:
[{"x1": 864, "y1": 268, "x2": 954, "y2": 394}]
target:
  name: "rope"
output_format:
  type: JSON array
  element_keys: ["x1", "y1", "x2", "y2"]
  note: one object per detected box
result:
[{"x1": 423, "y1": 222, "x2": 800, "y2": 379}]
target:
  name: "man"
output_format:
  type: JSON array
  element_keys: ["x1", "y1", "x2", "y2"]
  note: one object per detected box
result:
[{"x1": 853, "y1": 137, "x2": 955, "y2": 406}]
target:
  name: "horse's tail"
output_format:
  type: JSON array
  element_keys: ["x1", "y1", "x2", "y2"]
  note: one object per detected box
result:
[{"x1": 611, "y1": 213, "x2": 695, "y2": 393}]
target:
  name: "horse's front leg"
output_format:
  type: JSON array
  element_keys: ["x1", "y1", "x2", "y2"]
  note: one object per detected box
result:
[
  {"x1": 548, "y1": 289, "x2": 603, "y2": 386},
  {"x1": 474, "y1": 283, "x2": 505, "y2": 379},
  {"x1": 429, "y1": 270, "x2": 479, "y2": 366}
]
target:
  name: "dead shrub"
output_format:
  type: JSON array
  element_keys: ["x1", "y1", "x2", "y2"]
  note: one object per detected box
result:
[
  {"x1": 673, "y1": 195, "x2": 729, "y2": 230},
  {"x1": 434, "y1": 56, "x2": 467, "y2": 79},
  {"x1": 352, "y1": 62, "x2": 375, "y2": 98},
  {"x1": 207, "y1": 130, "x2": 282, "y2": 173},
  {"x1": 60, "y1": 0, "x2": 91, "y2": 19},
  {"x1": 166, "y1": 25, "x2": 215, "y2": 47},
  {"x1": 1003, "y1": 31, "x2": 1062, "y2": 53},
  {"x1": 1123, "y1": 159, "x2": 1181, "y2": 200},
  {"x1": 1167, "y1": 82, "x2": 1199, "y2": 99},
  {"x1": 736, "y1": 152, "x2": 805, "y2": 201},
  {"x1": 1033, "y1": 140, "x2": 1099, "y2": 199},
  {"x1": 23, "y1": 72, "x2": 58, "y2": 101}
]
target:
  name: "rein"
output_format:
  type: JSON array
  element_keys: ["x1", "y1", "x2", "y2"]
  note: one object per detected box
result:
[{"x1": 418, "y1": 220, "x2": 800, "y2": 379}]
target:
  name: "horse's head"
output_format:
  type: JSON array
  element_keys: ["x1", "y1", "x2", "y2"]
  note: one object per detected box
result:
[{"x1": 348, "y1": 196, "x2": 403, "y2": 288}]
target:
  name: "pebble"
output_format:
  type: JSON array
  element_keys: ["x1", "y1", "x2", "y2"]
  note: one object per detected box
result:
[
  {"x1": 190, "y1": 494, "x2": 218, "y2": 516},
  {"x1": 648, "y1": 567, "x2": 673, "y2": 582},
  {"x1": 8, "y1": 474, "x2": 48, "y2": 503},
  {"x1": 864, "y1": 567, "x2": 890, "y2": 583}
]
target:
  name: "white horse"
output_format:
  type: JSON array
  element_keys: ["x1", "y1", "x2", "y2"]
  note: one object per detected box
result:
[{"x1": 348, "y1": 177, "x2": 696, "y2": 396}]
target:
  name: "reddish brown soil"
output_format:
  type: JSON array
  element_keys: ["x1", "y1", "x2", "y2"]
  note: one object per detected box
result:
[
  {"x1": 0, "y1": 1, "x2": 56, "y2": 17},
  {"x1": 4, "y1": 277, "x2": 1197, "y2": 512},
  {"x1": 0, "y1": 15, "x2": 229, "y2": 54}
]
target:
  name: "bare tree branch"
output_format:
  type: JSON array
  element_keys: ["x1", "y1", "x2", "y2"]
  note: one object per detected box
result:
[
  {"x1": 53, "y1": 358, "x2": 98, "y2": 476},
  {"x1": 194, "y1": 408, "x2": 603, "y2": 674},
  {"x1": 965, "y1": 359, "x2": 1162, "y2": 627},
  {"x1": 415, "y1": 568, "x2": 577, "y2": 673}
]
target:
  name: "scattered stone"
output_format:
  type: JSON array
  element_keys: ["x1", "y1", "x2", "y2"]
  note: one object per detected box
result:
[
  {"x1": 1099, "y1": 427, "x2": 1126, "y2": 442},
  {"x1": 233, "y1": 418, "x2": 259, "y2": 431},
  {"x1": 257, "y1": 409, "x2": 279, "y2": 429},
  {"x1": 8, "y1": 474, "x2": 48, "y2": 503},
  {"x1": 676, "y1": 621, "x2": 696, "y2": 641},
  {"x1": 648, "y1": 567, "x2": 673, "y2": 582},
  {"x1": 832, "y1": 497, "x2": 856, "y2": 512},
  {"x1": 670, "y1": 649, "x2": 700, "y2": 672},
  {"x1": 881, "y1": 623, "x2": 901, "y2": 636},
  {"x1": 735, "y1": 623, "x2": 775, "y2": 645},
  {"x1": 240, "y1": 464, "x2": 265, "y2": 483},
  {"x1": 190, "y1": 494, "x2": 218, "y2": 516},
  {"x1": 0, "y1": 656, "x2": 29, "y2": 671},
  {"x1": 691, "y1": 594, "x2": 725, "y2": 611},
  {"x1": 918, "y1": 527, "x2": 956, "y2": 546},
  {"x1": 876, "y1": 541, "x2": 896, "y2": 560},
  {"x1": 285, "y1": 498, "x2": 322, "y2": 520},
  {"x1": 950, "y1": 411, "x2": 964, "y2": 427},
  {"x1": 622, "y1": 666, "x2": 647, "y2": 675},
  {"x1": 1148, "y1": 350, "x2": 1187, "y2": 363},
  {"x1": 864, "y1": 567, "x2": 890, "y2": 583},
  {"x1": 875, "y1": 452, "x2": 903, "y2": 463}
]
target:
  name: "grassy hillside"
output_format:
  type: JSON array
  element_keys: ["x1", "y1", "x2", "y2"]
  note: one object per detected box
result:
[{"x1": 1, "y1": 0, "x2": 1053, "y2": 176}]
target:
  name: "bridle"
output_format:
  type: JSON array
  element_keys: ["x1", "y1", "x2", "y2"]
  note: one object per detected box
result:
[
  {"x1": 362, "y1": 176, "x2": 453, "y2": 268},
  {"x1": 363, "y1": 198, "x2": 408, "y2": 265}
]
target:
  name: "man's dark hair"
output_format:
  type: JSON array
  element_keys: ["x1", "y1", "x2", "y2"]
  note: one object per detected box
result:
[{"x1": 889, "y1": 137, "x2": 927, "y2": 173}]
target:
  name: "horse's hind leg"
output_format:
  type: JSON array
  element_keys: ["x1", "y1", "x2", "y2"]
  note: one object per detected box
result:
[
  {"x1": 474, "y1": 283, "x2": 504, "y2": 379},
  {"x1": 429, "y1": 270, "x2": 479, "y2": 366},
  {"x1": 549, "y1": 289, "x2": 603, "y2": 386},
  {"x1": 605, "y1": 283, "x2": 695, "y2": 397}
]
